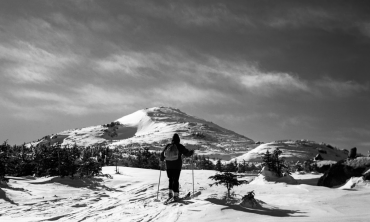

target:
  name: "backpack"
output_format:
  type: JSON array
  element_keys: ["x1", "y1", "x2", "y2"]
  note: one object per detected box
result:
[{"x1": 164, "y1": 143, "x2": 179, "y2": 161}]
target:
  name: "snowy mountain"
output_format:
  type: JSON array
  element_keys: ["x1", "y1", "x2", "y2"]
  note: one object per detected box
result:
[
  {"x1": 28, "y1": 107, "x2": 255, "y2": 159},
  {"x1": 230, "y1": 140, "x2": 349, "y2": 163},
  {"x1": 28, "y1": 107, "x2": 349, "y2": 162}
]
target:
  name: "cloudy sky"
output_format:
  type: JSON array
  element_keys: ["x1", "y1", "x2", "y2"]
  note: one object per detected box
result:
[{"x1": 0, "y1": 0, "x2": 369, "y2": 154}]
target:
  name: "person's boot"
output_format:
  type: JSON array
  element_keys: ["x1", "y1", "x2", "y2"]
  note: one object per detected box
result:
[
  {"x1": 168, "y1": 190, "x2": 174, "y2": 199},
  {"x1": 173, "y1": 192, "x2": 180, "y2": 201}
]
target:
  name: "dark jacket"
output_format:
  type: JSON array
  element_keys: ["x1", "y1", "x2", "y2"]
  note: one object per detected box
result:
[{"x1": 160, "y1": 143, "x2": 193, "y2": 170}]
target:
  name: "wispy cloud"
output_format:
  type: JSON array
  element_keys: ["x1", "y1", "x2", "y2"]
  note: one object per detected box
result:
[
  {"x1": 93, "y1": 49, "x2": 311, "y2": 96},
  {"x1": 359, "y1": 22, "x2": 370, "y2": 38},
  {"x1": 12, "y1": 90, "x2": 70, "y2": 103},
  {"x1": 267, "y1": 7, "x2": 337, "y2": 29},
  {"x1": 93, "y1": 48, "x2": 369, "y2": 99},
  {"x1": 74, "y1": 84, "x2": 144, "y2": 108},
  {"x1": 8, "y1": 85, "x2": 141, "y2": 116},
  {"x1": 240, "y1": 72, "x2": 309, "y2": 95},
  {"x1": 279, "y1": 115, "x2": 318, "y2": 129},
  {"x1": 96, "y1": 53, "x2": 154, "y2": 76},
  {"x1": 174, "y1": 4, "x2": 252, "y2": 27},
  {"x1": 2, "y1": 39, "x2": 368, "y2": 122},
  {"x1": 359, "y1": 142, "x2": 370, "y2": 147},
  {"x1": 346, "y1": 128, "x2": 370, "y2": 136},
  {"x1": 152, "y1": 83, "x2": 238, "y2": 105},
  {"x1": 126, "y1": 1, "x2": 252, "y2": 29},
  {"x1": 0, "y1": 41, "x2": 77, "y2": 83},
  {"x1": 0, "y1": 96, "x2": 48, "y2": 121},
  {"x1": 315, "y1": 77, "x2": 369, "y2": 97}
]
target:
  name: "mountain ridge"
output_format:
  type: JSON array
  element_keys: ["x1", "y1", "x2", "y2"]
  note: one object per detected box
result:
[
  {"x1": 27, "y1": 107, "x2": 349, "y2": 162},
  {"x1": 28, "y1": 107, "x2": 255, "y2": 159}
]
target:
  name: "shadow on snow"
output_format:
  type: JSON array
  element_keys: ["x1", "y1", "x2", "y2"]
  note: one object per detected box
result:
[
  {"x1": 29, "y1": 177, "x2": 120, "y2": 191},
  {"x1": 205, "y1": 198, "x2": 306, "y2": 217}
]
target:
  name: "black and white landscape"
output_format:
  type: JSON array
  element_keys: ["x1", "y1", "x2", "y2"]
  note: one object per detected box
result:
[{"x1": 1, "y1": 1, "x2": 370, "y2": 222}]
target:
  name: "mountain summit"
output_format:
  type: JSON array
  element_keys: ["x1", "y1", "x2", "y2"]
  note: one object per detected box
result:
[{"x1": 29, "y1": 107, "x2": 254, "y2": 158}]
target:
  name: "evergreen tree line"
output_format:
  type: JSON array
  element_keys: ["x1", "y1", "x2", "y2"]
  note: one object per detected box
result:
[
  {"x1": 0, "y1": 141, "x2": 109, "y2": 181},
  {"x1": 213, "y1": 159, "x2": 261, "y2": 173},
  {"x1": 107, "y1": 148, "x2": 263, "y2": 173},
  {"x1": 112, "y1": 149, "x2": 216, "y2": 171},
  {"x1": 260, "y1": 148, "x2": 334, "y2": 175},
  {"x1": 113, "y1": 148, "x2": 161, "y2": 170},
  {"x1": 182, "y1": 156, "x2": 261, "y2": 173},
  {"x1": 0, "y1": 140, "x2": 266, "y2": 183}
]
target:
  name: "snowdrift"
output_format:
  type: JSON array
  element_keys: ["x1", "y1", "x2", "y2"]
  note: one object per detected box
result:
[
  {"x1": 338, "y1": 177, "x2": 370, "y2": 190},
  {"x1": 250, "y1": 166, "x2": 298, "y2": 185}
]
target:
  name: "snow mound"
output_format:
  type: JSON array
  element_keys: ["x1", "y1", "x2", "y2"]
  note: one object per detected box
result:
[
  {"x1": 232, "y1": 140, "x2": 347, "y2": 163},
  {"x1": 250, "y1": 167, "x2": 298, "y2": 185},
  {"x1": 363, "y1": 168, "x2": 370, "y2": 179},
  {"x1": 338, "y1": 177, "x2": 370, "y2": 190},
  {"x1": 240, "y1": 198, "x2": 264, "y2": 208}
]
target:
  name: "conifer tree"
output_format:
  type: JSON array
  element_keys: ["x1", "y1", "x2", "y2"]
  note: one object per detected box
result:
[
  {"x1": 262, "y1": 148, "x2": 289, "y2": 177},
  {"x1": 215, "y1": 159, "x2": 223, "y2": 172},
  {"x1": 0, "y1": 141, "x2": 9, "y2": 182},
  {"x1": 262, "y1": 150, "x2": 273, "y2": 170},
  {"x1": 209, "y1": 172, "x2": 248, "y2": 197},
  {"x1": 199, "y1": 156, "x2": 214, "y2": 170},
  {"x1": 241, "y1": 160, "x2": 247, "y2": 173}
]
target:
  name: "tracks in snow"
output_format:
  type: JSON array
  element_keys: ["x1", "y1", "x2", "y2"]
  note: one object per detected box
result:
[
  {"x1": 1, "y1": 177, "x2": 202, "y2": 222},
  {"x1": 32, "y1": 182, "x2": 195, "y2": 222}
]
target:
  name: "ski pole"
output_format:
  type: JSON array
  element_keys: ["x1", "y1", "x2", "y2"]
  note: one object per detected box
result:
[
  {"x1": 156, "y1": 162, "x2": 162, "y2": 200},
  {"x1": 192, "y1": 153, "x2": 194, "y2": 196}
]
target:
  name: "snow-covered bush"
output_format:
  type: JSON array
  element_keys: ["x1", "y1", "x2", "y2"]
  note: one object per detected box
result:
[
  {"x1": 240, "y1": 190, "x2": 259, "y2": 208},
  {"x1": 261, "y1": 148, "x2": 289, "y2": 177},
  {"x1": 78, "y1": 157, "x2": 101, "y2": 177}
]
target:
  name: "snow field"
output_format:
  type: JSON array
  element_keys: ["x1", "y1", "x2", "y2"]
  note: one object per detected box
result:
[{"x1": 1, "y1": 167, "x2": 370, "y2": 222}]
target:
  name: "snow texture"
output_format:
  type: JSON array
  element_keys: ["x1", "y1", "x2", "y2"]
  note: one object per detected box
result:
[{"x1": 1, "y1": 166, "x2": 370, "y2": 222}]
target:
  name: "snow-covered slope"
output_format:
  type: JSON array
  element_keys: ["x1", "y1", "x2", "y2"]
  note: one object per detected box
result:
[
  {"x1": 28, "y1": 107, "x2": 254, "y2": 158},
  {"x1": 231, "y1": 140, "x2": 348, "y2": 163},
  {"x1": 2, "y1": 167, "x2": 370, "y2": 222}
]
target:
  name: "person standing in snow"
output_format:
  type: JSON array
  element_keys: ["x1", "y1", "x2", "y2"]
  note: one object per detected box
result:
[{"x1": 160, "y1": 133, "x2": 194, "y2": 201}]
